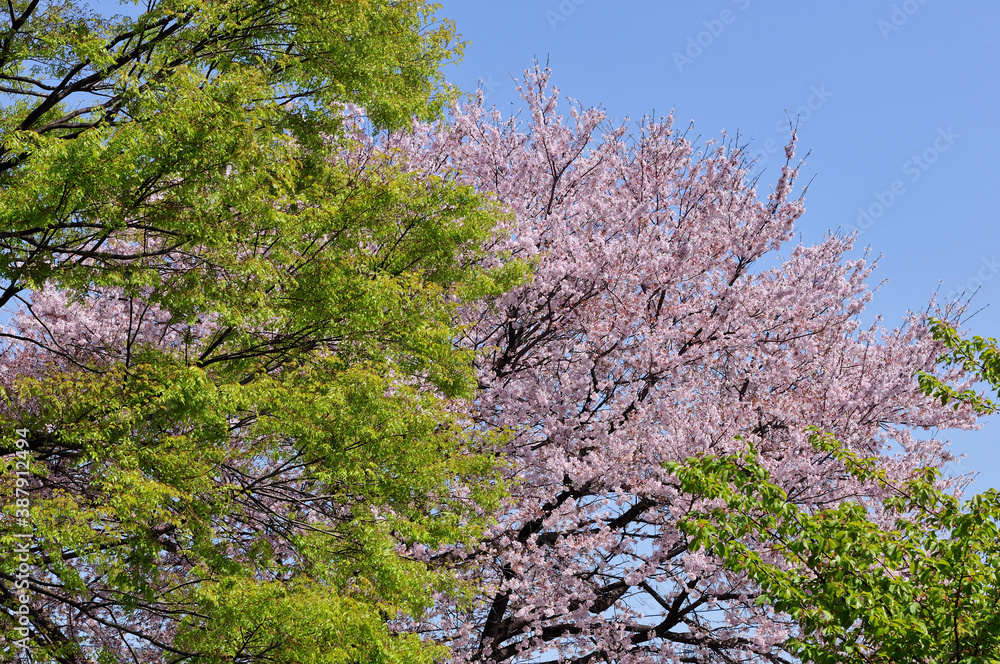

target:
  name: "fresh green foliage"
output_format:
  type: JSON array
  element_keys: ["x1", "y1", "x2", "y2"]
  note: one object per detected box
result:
[
  {"x1": 0, "y1": 1, "x2": 523, "y2": 661},
  {"x1": 0, "y1": 0, "x2": 465, "y2": 308},
  {"x1": 918, "y1": 318, "x2": 1000, "y2": 414},
  {"x1": 667, "y1": 430, "x2": 1000, "y2": 663}
]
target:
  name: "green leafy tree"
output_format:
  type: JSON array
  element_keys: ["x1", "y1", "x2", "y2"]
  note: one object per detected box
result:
[
  {"x1": 668, "y1": 430, "x2": 1000, "y2": 664},
  {"x1": 0, "y1": 1, "x2": 522, "y2": 662},
  {"x1": 917, "y1": 317, "x2": 1000, "y2": 415},
  {"x1": 0, "y1": 0, "x2": 463, "y2": 307}
]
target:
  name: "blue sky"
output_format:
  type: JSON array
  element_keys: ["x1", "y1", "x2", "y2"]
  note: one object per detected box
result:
[{"x1": 438, "y1": 0, "x2": 1000, "y2": 492}]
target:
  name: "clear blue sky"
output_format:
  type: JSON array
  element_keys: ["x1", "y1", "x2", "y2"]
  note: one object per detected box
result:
[{"x1": 438, "y1": 0, "x2": 1000, "y2": 492}]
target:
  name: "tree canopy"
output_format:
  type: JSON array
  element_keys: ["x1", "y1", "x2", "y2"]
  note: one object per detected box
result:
[
  {"x1": 0, "y1": 1, "x2": 523, "y2": 662},
  {"x1": 2, "y1": 3, "x2": 999, "y2": 660}
]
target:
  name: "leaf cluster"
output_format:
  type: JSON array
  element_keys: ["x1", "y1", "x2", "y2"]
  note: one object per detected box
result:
[
  {"x1": 668, "y1": 431, "x2": 1000, "y2": 663},
  {"x1": 917, "y1": 317, "x2": 1000, "y2": 414},
  {"x1": 0, "y1": 0, "x2": 464, "y2": 308}
]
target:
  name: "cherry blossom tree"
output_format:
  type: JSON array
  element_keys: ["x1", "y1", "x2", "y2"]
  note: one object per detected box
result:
[{"x1": 373, "y1": 68, "x2": 981, "y2": 663}]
